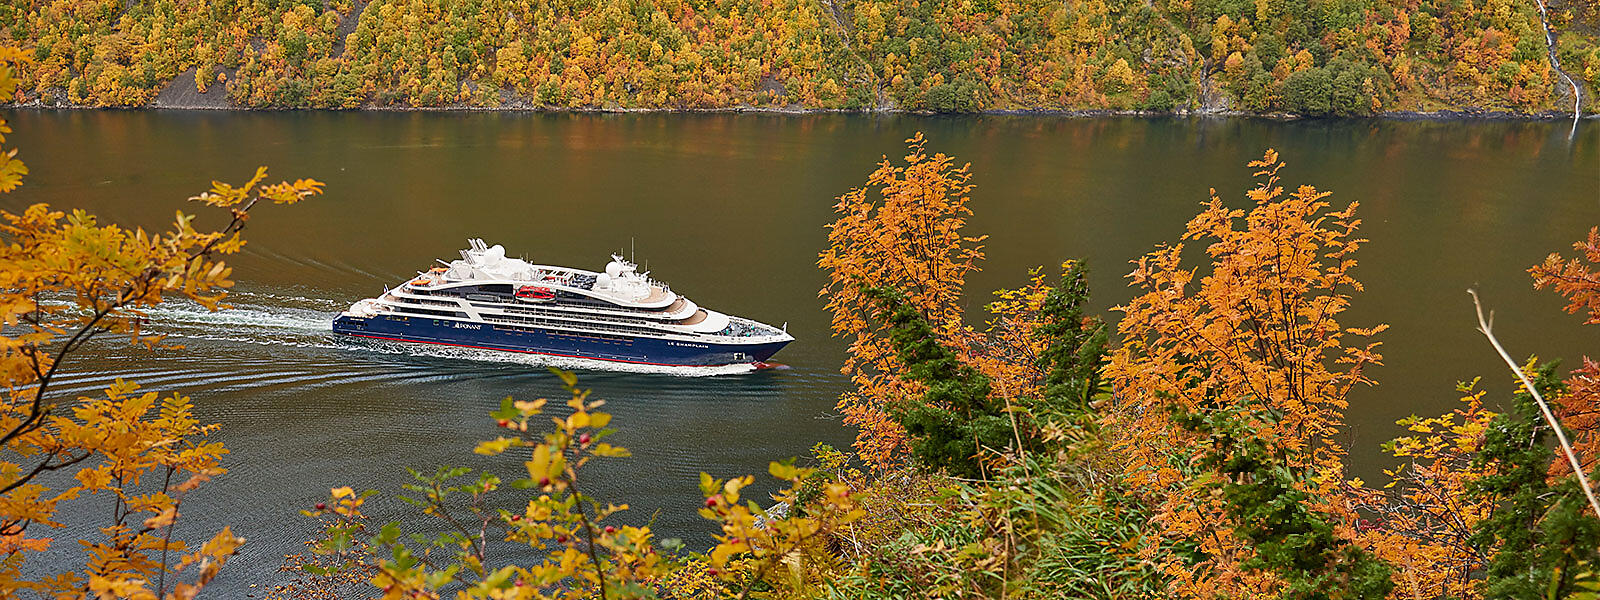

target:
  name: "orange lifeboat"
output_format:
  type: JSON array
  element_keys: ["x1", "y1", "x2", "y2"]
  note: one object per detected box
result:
[{"x1": 516, "y1": 285, "x2": 556, "y2": 300}]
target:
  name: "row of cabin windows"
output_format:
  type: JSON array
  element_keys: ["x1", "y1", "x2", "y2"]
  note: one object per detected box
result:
[
  {"x1": 485, "y1": 314, "x2": 658, "y2": 338},
  {"x1": 391, "y1": 301, "x2": 660, "y2": 337},
  {"x1": 493, "y1": 324, "x2": 634, "y2": 343},
  {"x1": 400, "y1": 307, "x2": 467, "y2": 318},
  {"x1": 409, "y1": 285, "x2": 669, "y2": 315},
  {"x1": 386, "y1": 310, "x2": 643, "y2": 343}
]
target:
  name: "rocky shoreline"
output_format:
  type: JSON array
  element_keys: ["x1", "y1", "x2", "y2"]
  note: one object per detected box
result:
[{"x1": 7, "y1": 96, "x2": 1593, "y2": 122}]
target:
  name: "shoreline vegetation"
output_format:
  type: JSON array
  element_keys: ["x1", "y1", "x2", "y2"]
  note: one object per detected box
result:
[
  {"x1": 4, "y1": 0, "x2": 1597, "y2": 119},
  {"x1": 7, "y1": 99, "x2": 1600, "y2": 120},
  {"x1": 6, "y1": 27, "x2": 1600, "y2": 594}
]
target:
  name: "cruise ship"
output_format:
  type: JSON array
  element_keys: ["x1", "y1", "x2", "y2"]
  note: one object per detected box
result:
[{"x1": 332, "y1": 240, "x2": 793, "y2": 367}]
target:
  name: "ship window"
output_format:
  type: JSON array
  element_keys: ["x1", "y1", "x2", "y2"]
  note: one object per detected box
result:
[
  {"x1": 452, "y1": 284, "x2": 513, "y2": 295},
  {"x1": 404, "y1": 307, "x2": 467, "y2": 318}
]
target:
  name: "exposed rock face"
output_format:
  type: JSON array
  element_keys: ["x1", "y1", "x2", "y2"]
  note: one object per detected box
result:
[{"x1": 151, "y1": 68, "x2": 233, "y2": 110}]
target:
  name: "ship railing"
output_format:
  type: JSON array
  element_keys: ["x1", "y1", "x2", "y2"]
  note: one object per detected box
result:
[
  {"x1": 480, "y1": 315, "x2": 653, "y2": 338},
  {"x1": 465, "y1": 297, "x2": 696, "y2": 325},
  {"x1": 483, "y1": 304, "x2": 669, "y2": 328},
  {"x1": 481, "y1": 309, "x2": 684, "y2": 336}
]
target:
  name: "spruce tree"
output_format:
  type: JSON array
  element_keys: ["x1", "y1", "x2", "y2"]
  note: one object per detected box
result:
[
  {"x1": 1470, "y1": 361, "x2": 1600, "y2": 600},
  {"x1": 1034, "y1": 260, "x2": 1109, "y2": 415},
  {"x1": 866, "y1": 286, "x2": 1010, "y2": 479},
  {"x1": 1178, "y1": 406, "x2": 1396, "y2": 600}
]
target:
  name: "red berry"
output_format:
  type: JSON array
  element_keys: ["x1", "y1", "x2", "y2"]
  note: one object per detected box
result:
[
  {"x1": 514, "y1": 579, "x2": 525, "y2": 587},
  {"x1": 604, "y1": 526, "x2": 616, "y2": 534},
  {"x1": 538, "y1": 477, "x2": 550, "y2": 487},
  {"x1": 556, "y1": 535, "x2": 567, "y2": 543},
  {"x1": 314, "y1": 502, "x2": 326, "y2": 510},
  {"x1": 577, "y1": 433, "x2": 591, "y2": 444},
  {"x1": 511, "y1": 514, "x2": 522, "y2": 522},
  {"x1": 705, "y1": 496, "x2": 718, "y2": 508},
  {"x1": 707, "y1": 568, "x2": 720, "y2": 576},
  {"x1": 497, "y1": 419, "x2": 510, "y2": 427}
]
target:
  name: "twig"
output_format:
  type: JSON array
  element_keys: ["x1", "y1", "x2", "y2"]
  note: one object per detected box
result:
[{"x1": 1468, "y1": 289, "x2": 1600, "y2": 521}]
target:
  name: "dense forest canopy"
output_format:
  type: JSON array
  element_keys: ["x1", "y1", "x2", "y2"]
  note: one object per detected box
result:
[{"x1": 2, "y1": 0, "x2": 1596, "y2": 114}]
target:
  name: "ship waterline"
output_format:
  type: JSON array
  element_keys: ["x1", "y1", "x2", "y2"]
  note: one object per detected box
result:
[{"x1": 333, "y1": 239, "x2": 794, "y2": 367}]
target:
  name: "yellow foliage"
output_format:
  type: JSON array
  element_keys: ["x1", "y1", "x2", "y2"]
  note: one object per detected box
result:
[
  {"x1": 305, "y1": 375, "x2": 868, "y2": 599},
  {"x1": 0, "y1": 45, "x2": 313, "y2": 597}
]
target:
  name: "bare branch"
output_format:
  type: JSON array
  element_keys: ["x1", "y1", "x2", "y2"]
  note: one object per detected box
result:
[{"x1": 1468, "y1": 288, "x2": 1600, "y2": 521}]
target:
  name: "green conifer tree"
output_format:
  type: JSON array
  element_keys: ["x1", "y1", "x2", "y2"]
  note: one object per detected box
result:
[
  {"x1": 1470, "y1": 361, "x2": 1600, "y2": 600},
  {"x1": 1177, "y1": 405, "x2": 1396, "y2": 600},
  {"x1": 1034, "y1": 260, "x2": 1109, "y2": 415},
  {"x1": 866, "y1": 286, "x2": 1010, "y2": 479}
]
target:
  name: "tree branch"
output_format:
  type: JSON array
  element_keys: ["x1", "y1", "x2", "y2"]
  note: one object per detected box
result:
[{"x1": 1468, "y1": 288, "x2": 1600, "y2": 521}]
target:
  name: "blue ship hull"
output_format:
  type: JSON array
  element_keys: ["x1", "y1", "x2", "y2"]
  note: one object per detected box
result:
[{"x1": 332, "y1": 314, "x2": 790, "y2": 367}]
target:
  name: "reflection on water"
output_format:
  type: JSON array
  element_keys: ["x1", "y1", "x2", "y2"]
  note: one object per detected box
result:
[{"x1": 1, "y1": 110, "x2": 1595, "y2": 594}]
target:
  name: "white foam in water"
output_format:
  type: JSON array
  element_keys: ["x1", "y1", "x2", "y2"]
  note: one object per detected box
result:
[
  {"x1": 142, "y1": 303, "x2": 333, "y2": 332},
  {"x1": 226, "y1": 290, "x2": 349, "y2": 310}
]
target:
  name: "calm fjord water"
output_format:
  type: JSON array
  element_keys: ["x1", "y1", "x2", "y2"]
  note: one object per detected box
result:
[{"x1": 4, "y1": 110, "x2": 1596, "y2": 594}]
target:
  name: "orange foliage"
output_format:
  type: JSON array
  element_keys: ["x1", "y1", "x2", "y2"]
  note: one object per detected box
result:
[
  {"x1": 817, "y1": 132, "x2": 986, "y2": 470},
  {"x1": 1356, "y1": 381, "x2": 1496, "y2": 599},
  {"x1": 1355, "y1": 226, "x2": 1600, "y2": 597},
  {"x1": 0, "y1": 48, "x2": 318, "y2": 594},
  {"x1": 1531, "y1": 226, "x2": 1600, "y2": 479},
  {"x1": 1532, "y1": 226, "x2": 1600, "y2": 325},
  {"x1": 5, "y1": 0, "x2": 1578, "y2": 112},
  {"x1": 971, "y1": 263, "x2": 1061, "y2": 402},
  {"x1": 1104, "y1": 149, "x2": 1386, "y2": 597}
]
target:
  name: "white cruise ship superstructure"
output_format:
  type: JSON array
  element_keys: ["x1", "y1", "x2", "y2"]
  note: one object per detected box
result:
[{"x1": 332, "y1": 240, "x2": 793, "y2": 367}]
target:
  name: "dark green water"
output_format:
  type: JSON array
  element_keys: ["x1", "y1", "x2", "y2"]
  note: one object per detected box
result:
[{"x1": 4, "y1": 110, "x2": 1596, "y2": 595}]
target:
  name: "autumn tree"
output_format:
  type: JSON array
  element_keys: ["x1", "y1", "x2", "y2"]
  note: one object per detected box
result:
[
  {"x1": 1176, "y1": 405, "x2": 1394, "y2": 600},
  {"x1": 1359, "y1": 379, "x2": 1497, "y2": 599},
  {"x1": 817, "y1": 132, "x2": 985, "y2": 469},
  {"x1": 304, "y1": 370, "x2": 866, "y2": 600},
  {"x1": 1326, "y1": 228, "x2": 1600, "y2": 599},
  {"x1": 1532, "y1": 226, "x2": 1600, "y2": 479},
  {"x1": 1105, "y1": 149, "x2": 1386, "y2": 596},
  {"x1": 0, "y1": 45, "x2": 323, "y2": 596}
]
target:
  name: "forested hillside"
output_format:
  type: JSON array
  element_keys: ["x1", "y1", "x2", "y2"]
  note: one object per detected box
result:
[{"x1": 3, "y1": 0, "x2": 1596, "y2": 114}]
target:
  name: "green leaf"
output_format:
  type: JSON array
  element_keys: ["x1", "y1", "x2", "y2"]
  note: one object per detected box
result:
[
  {"x1": 699, "y1": 472, "x2": 717, "y2": 496},
  {"x1": 550, "y1": 367, "x2": 577, "y2": 387},
  {"x1": 377, "y1": 521, "x2": 402, "y2": 545},
  {"x1": 490, "y1": 396, "x2": 518, "y2": 420}
]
